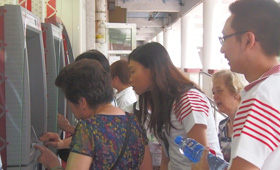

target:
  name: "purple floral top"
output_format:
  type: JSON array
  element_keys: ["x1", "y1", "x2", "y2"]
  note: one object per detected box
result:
[{"x1": 70, "y1": 113, "x2": 148, "y2": 170}]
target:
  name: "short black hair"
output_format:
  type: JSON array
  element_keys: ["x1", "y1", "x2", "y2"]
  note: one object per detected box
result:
[
  {"x1": 55, "y1": 59, "x2": 114, "y2": 108},
  {"x1": 229, "y1": 0, "x2": 280, "y2": 56},
  {"x1": 75, "y1": 50, "x2": 110, "y2": 73}
]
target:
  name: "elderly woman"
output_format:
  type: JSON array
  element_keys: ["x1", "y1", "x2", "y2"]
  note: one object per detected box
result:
[
  {"x1": 35, "y1": 59, "x2": 152, "y2": 170},
  {"x1": 212, "y1": 70, "x2": 244, "y2": 162}
]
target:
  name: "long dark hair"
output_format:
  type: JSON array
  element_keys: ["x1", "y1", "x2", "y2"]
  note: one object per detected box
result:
[{"x1": 128, "y1": 42, "x2": 200, "y2": 140}]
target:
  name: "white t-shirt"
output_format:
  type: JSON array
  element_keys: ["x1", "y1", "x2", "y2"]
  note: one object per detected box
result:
[
  {"x1": 230, "y1": 65, "x2": 280, "y2": 169},
  {"x1": 159, "y1": 88, "x2": 222, "y2": 170},
  {"x1": 115, "y1": 86, "x2": 137, "y2": 110}
]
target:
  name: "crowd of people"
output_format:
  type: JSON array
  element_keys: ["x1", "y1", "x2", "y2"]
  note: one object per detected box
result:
[{"x1": 35, "y1": 0, "x2": 280, "y2": 169}]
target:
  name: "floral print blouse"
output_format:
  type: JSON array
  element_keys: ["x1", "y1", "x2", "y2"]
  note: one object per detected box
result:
[
  {"x1": 70, "y1": 113, "x2": 148, "y2": 170},
  {"x1": 218, "y1": 117, "x2": 232, "y2": 162}
]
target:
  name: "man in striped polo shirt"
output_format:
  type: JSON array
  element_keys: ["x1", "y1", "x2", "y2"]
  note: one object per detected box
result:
[{"x1": 193, "y1": 0, "x2": 280, "y2": 170}]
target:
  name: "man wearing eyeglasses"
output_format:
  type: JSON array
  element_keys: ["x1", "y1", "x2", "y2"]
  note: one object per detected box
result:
[{"x1": 192, "y1": 0, "x2": 280, "y2": 170}]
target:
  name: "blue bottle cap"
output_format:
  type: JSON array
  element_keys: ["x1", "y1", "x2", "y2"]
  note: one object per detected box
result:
[{"x1": 175, "y1": 136, "x2": 183, "y2": 144}]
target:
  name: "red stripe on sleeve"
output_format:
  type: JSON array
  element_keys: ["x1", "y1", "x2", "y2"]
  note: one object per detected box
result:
[
  {"x1": 243, "y1": 98, "x2": 280, "y2": 116},
  {"x1": 242, "y1": 131, "x2": 274, "y2": 151},
  {"x1": 233, "y1": 98, "x2": 280, "y2": 150},
  {"x1": 243, "y1": 124, "x2": 278, "y2": 148},
  {"x1": 175, "y1": 90, "x2": 209, "y2": 122}
]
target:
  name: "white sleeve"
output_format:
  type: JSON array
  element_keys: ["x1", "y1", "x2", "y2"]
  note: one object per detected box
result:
[
  {"x1": 174, "y1": 89, "x2": 210, "y2": 134},
  {"x1": 231, "y1": 91, "x2": 280, "y2": 168}
]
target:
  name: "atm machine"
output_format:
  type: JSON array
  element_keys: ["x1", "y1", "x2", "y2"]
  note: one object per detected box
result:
[
  {"x1": 43, "y1": 15, "x2": 76, "y2": 144},
  {"x1": 0, "y1": 5, "x2": 47, "y2": 170},
  {"x1": 42, "y1": 23, "x2": 66, "y2": 133},
  {"x1": 59, "y1": 22, "x2": 75, "y2": 127}
]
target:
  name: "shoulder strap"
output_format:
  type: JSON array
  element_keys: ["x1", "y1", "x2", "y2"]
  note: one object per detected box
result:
[{"x1": 110, "y1": 112, "x2": 132, "y2": 170}]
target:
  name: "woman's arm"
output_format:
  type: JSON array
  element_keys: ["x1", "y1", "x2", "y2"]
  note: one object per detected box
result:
[
  {"x1": 35, "y1": 145, "x2": 60, "y2": 169},
  {"x1": 188, "y1": 124, "x2": 210, "y2": 170},
  {"x1": 61, "y1": 137, "x2": 72, "y2": 149},
  {"x1": 57, "y1": 114, "x2": 76, "y2": 134},
  {"x1": 160, "y1": 149, "x2": 170, "y2": 170},
  {"x1": 39, "y1": 132, "x2": 72, "y2": 149},
  {"x1": 65, "y1": 152, "x2": 92, "y2": 170},
  {"x1": 139, "y1": 145, "x2": 153, "y2": 170},
  {"x1": 187, "y1": 124, "x2": 208, "y2": 147}
]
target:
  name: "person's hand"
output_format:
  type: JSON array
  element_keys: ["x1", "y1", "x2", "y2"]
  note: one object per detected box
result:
[
  {"x1": 57, "y1": 114, "x2": 71, "y2": 130},
  {"x1": 57, "y1": 114, "x2": 75, "y2": 134},
  {"x1": 39, "y1": 132, "x2": 64, "y2": 149},
  {"x1": 191, "y1": 148, "x2": 209, "y2": 170},
  {"x1": 34, "y1": 145, "x2": 60, "y2": 169}
]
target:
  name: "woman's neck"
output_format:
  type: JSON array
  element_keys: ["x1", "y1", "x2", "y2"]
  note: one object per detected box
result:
[
  {"x1": 89, "y1": 103, "x2": 111, "y2": 115},
  {"x1": 89, "y1": 103, "x2": 125, "y2": 116},
  {"x1": 227, "y1": 118, "x2": 234, "y2": 137}
]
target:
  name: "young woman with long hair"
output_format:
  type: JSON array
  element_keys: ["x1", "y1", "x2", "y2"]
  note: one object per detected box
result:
[{"x1": 128, "y1": 42, "x2": 222, "y2": 170}]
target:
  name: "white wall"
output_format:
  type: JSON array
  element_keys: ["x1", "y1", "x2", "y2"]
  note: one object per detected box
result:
[{"x1": 56, "y1": 0, "x2": 86, "y2": 58}]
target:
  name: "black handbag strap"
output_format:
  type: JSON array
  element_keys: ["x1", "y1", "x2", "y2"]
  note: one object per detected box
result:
[{"x1": 110, "y1": 112, "x2": 132, "y2": 170}]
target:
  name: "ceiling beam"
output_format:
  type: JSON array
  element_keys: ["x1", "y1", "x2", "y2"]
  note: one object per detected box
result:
[
  {"x1": 136, "y1": 35, "x2": 149, "y2": 41},
  {"x1": 137, "y1": 27, "x2": 162, "y2": 34},
  {"x1": 116, "y1": 0, "x2": 181, "y2": 12},
  {"x1": 127, "y1": 18, "x2": 164, "y2": 27},
  {"x1": 165, "y1": 0, "x2": 201, "y2": 29},
  {"x1": 137, "y1": 32, "x2": 156, "y2": 37}
]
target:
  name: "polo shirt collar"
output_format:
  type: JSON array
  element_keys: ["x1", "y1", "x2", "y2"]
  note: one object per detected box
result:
[{"x1": 244, "y1": 64, "x2": 280, "y2": 92}]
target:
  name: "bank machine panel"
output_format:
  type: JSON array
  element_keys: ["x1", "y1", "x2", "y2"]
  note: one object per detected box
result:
[{"x1": 0, "y1": 5, "x2": 47, "y2": 170}]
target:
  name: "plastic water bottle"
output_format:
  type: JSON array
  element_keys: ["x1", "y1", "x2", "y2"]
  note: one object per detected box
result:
[{"x1": 175, "y1": 136, "x2": 229, "y2": 170}]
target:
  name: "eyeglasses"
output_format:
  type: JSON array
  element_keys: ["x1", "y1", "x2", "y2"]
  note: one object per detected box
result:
[{"x1": 218, "y1": 31, "x2": 247, "y2": 45}]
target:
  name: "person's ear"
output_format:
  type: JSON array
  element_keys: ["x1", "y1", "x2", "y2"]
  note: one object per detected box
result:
[
  {"x1": 114, "y1": 76, "x2": 120, "y2": 83},
  {"x1": 79, "y1": 97, "x2": 88, "y2": 108},
  {"x1": 244, "y1": 31, "x2": 256, "y2": 48}
]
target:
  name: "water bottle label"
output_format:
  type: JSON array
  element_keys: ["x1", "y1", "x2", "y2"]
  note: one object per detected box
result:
[
  {"x1": 181, "y1": 139, "x2": 204, "y2": 163},
  {"x1": 152, "y1": 153, "x2": 162, "y2": 166},
  {"x1": 187, "y1": 141, "x2": 195, "y2": 147}
]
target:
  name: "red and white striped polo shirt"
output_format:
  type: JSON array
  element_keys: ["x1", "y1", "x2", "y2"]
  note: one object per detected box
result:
[{"x1": 230, "y1": 65, "x2": 280, "y2": 169}]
